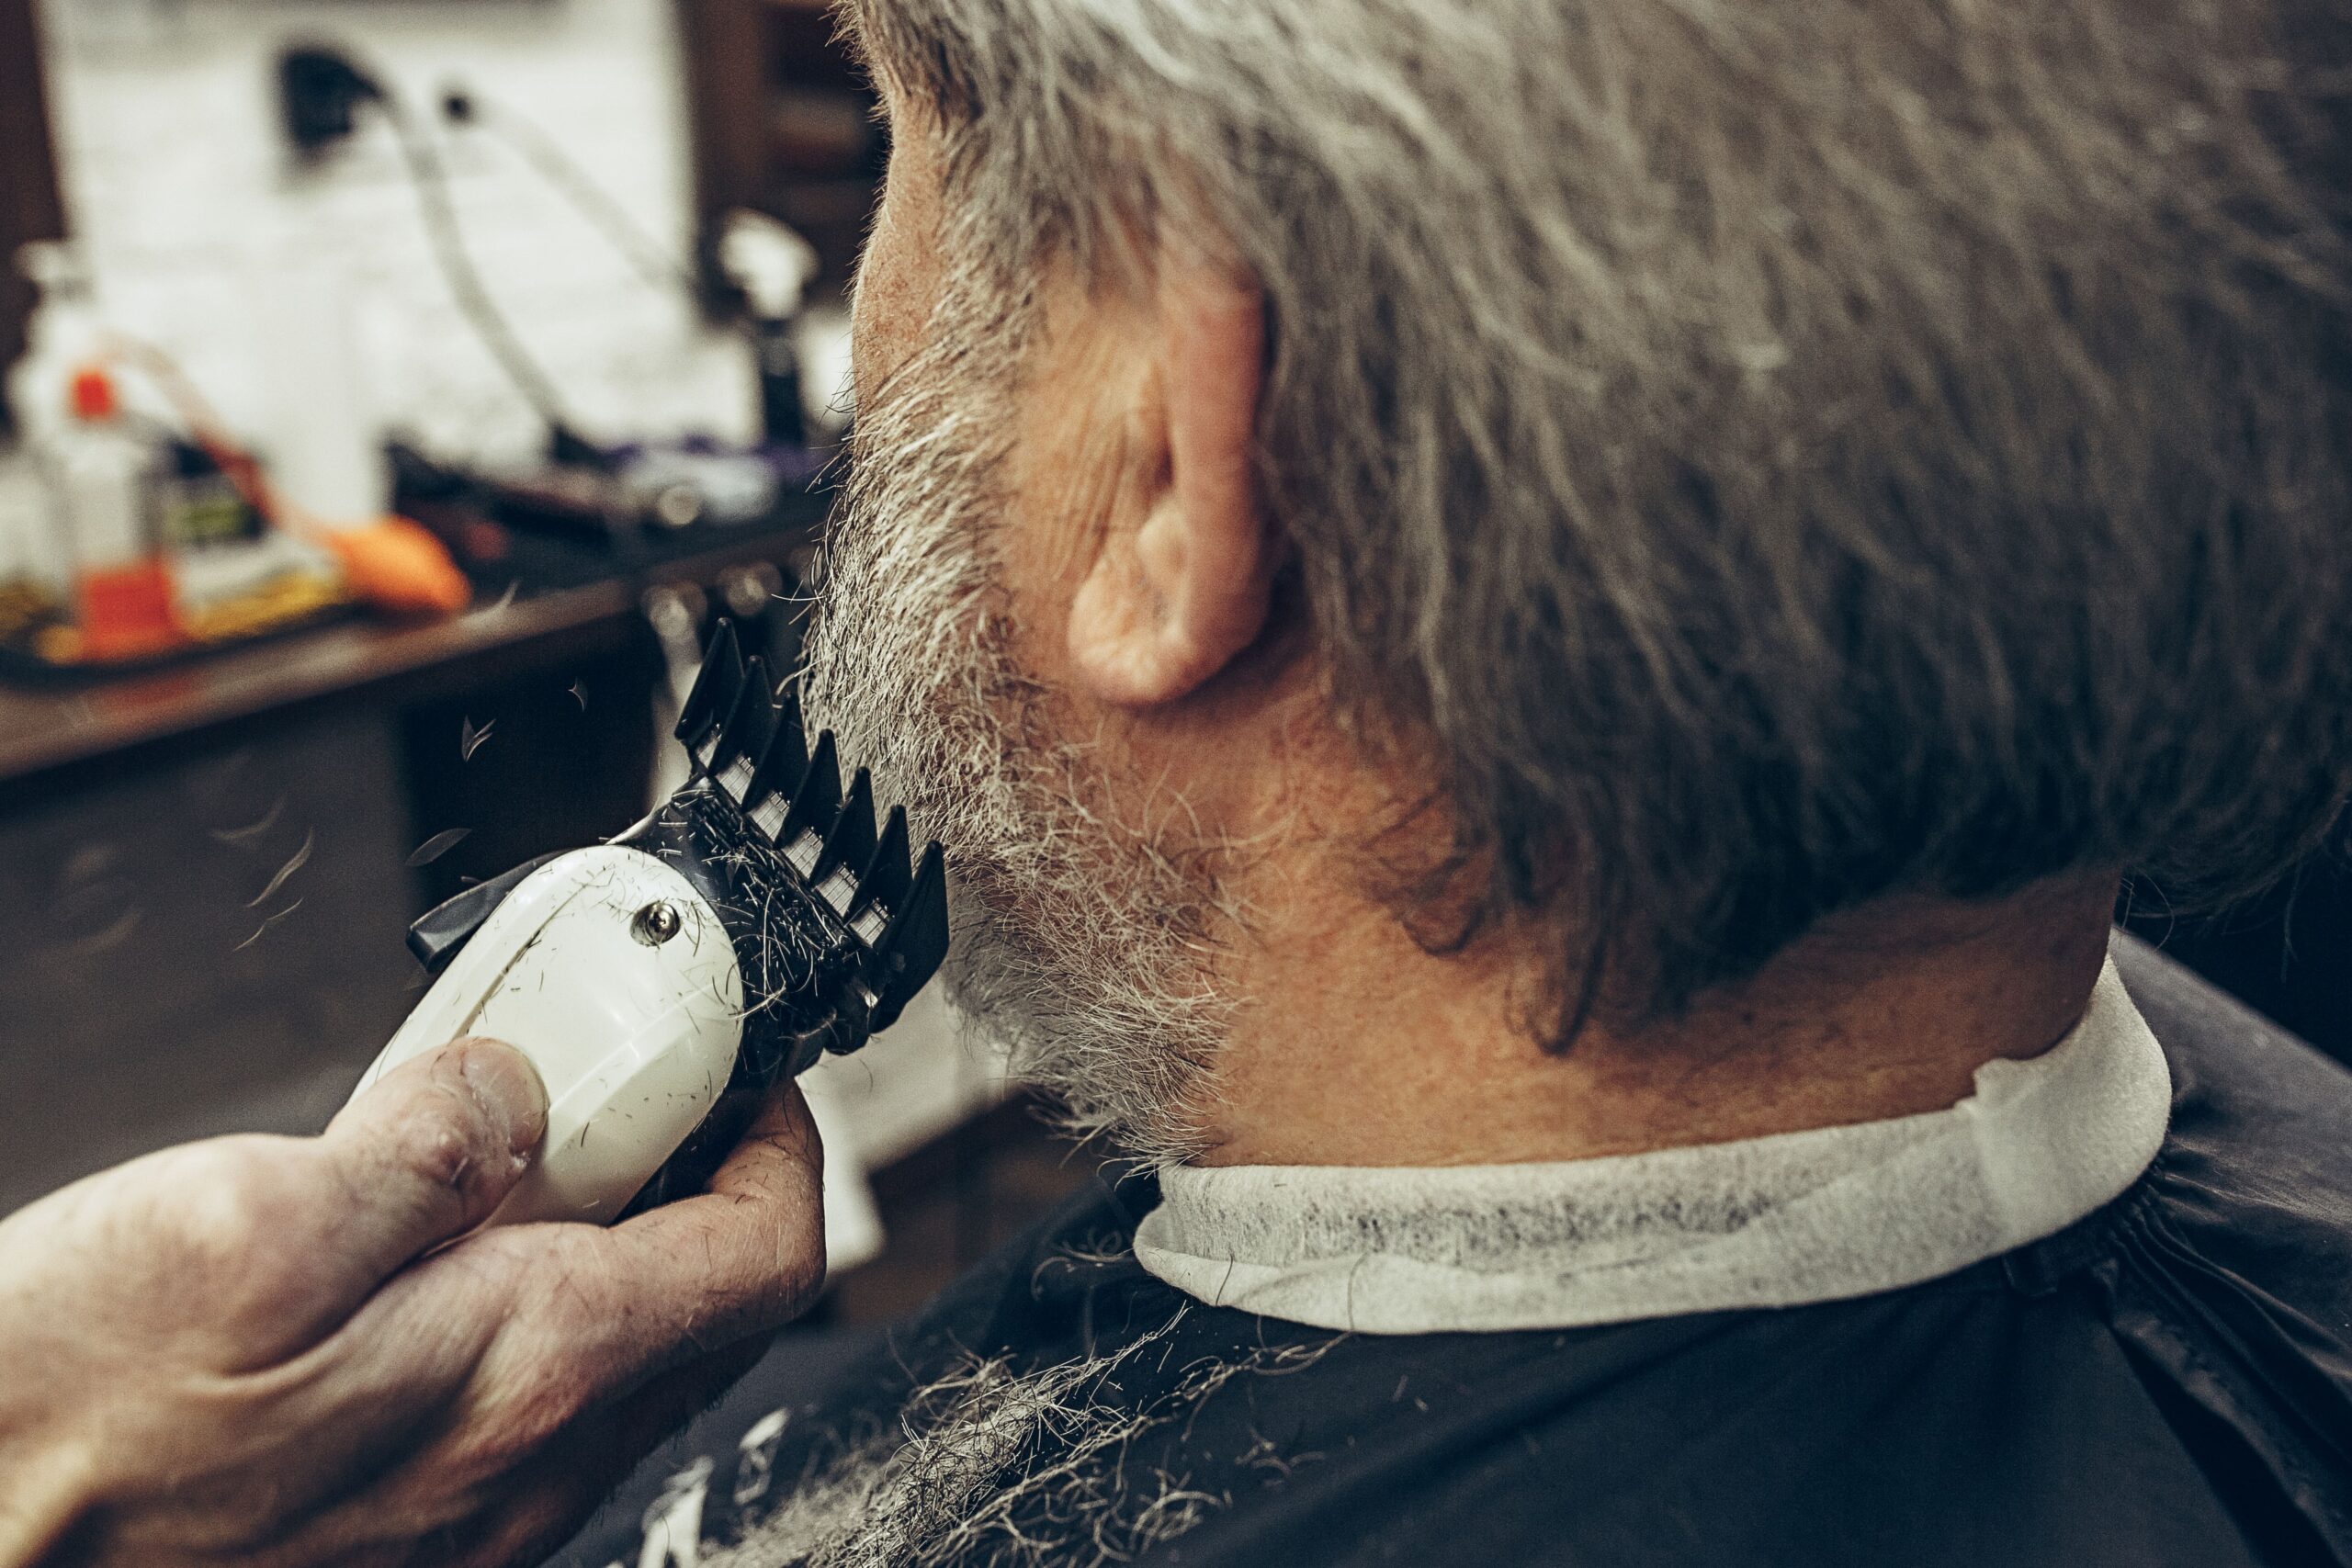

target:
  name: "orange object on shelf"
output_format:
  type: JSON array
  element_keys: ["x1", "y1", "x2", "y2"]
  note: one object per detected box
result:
[
  {"x1": 89, "y1": 340, "x2": 473, "y2": 626},
  {"x1": 320, "y1": 517, "x2": 473, "y2": 618},
  {"x1": 75, "y1": 558, "x2": 183, "y2": 661}
]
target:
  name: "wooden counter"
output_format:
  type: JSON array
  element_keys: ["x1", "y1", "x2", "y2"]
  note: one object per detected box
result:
[{"x1": 0, "y1": 516, "x2": 819, "y2": 803}]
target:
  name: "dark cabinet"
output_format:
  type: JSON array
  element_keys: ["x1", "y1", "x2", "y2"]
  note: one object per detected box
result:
[{"x1": 678, "y1": 0, "x2": 886, "y2": 306}]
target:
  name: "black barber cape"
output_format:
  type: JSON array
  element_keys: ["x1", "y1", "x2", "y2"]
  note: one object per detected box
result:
[{"x1": 554, "y1": 936, "x2": 2352, "y2": 1567}]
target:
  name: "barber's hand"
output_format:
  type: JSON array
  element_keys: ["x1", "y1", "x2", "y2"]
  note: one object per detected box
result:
[{"x1": 0, "y1": 1038, "x2": 826, "y2": 1568}]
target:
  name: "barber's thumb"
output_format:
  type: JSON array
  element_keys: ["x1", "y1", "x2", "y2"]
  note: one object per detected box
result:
[{"x1": 320, "y1": 1039, "x2": 548, "y2": 1283}]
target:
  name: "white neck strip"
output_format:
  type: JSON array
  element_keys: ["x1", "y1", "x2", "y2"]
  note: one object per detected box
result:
[{"x1": 1133, "y1": 955, "x2": 2171, "y2": 1334}]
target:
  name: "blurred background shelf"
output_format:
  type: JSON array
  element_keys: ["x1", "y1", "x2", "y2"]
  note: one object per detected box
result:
[{"x1": 0, "y1": 499, "x2": 824, "y2": 799}]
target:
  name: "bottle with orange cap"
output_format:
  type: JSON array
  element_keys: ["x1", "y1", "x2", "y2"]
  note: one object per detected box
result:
[{"x1": 44, "y1": 364, "x2": 182, "y2": 662}]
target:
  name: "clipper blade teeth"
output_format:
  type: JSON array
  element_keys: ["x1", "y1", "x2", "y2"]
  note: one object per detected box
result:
[
  {"x1": 668, "y1": 618, "x2": 950, "y2": 1035},
  {"x1": 675, "y1": 619, "x2": 744, "y2": 756},
  {"x1": 779, "y1": 730, "x2": 842, "y2": 869},
  {"x1": 708, "y1": 654, "x2": 778, "y2": 789},
  {"x1": 849, "y1": 807, "x2": 913, "y2": 934},
  {"x1": 744, "y1": 691, "x2": 809, "y2": 829},
  {"x1": 865, "y1": 841, "x2": 949, "y2": 1031},
  {"x1": 813, "y1": 769, "x2": 879, "y2": 895}
]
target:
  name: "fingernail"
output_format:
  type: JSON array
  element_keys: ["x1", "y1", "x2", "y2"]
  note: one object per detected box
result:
[{"x1": 458, "y1": 1040, "x2": 548, "y2": 1162}]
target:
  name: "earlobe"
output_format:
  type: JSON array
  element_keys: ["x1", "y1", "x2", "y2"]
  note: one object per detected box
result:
[{"x1": 1069, "y1": 273, "x2": 1272, "y2": 709}]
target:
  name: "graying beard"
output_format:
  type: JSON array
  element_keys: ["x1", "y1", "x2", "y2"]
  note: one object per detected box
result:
[
  {"x1": 706, "y1": 1325, "x2": 1334, "y2": 1568},
  {"x1": 799, "y1": 274, "x2": 1235, "y2": 1167}
]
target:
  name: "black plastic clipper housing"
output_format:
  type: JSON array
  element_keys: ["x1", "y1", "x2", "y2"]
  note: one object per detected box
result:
[{"x1": 401, "y1": 619, "x2": 950, "y2": 1216}]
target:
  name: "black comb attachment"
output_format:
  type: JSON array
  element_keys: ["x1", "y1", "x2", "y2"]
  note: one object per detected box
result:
[
  {"x1": 674, "y1": 618, "x2": 742, "y2": 757},
  {"x1": 743, "y1": 692, "x2": 810, "y2": 833},
  {"x1": 865, "y1": 843, "x2": 949, "y2": 1032},
  {"x1": 778, "y1": 731, "x2": 842, "y2": 868},
  {"x1": 602, "y1": 622, "x2": 956, "y2": 1218},
  {"x1": 850, "y1": 807, "x2": 912, "y2": 931},
  {"x1": 811, "y1": 769, "x2": 879, "y2": 896},
  {"x1": 707, "y1": 655, "x2": 777, "y2": 787},
  {"x1": 676, "y1": 619, "x2": 953, "y2": 1045}
]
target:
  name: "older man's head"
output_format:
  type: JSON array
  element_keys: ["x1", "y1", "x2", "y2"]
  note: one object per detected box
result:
[{"x1": 804, "y1": 0, "x2": 2352, "y2": 1162}]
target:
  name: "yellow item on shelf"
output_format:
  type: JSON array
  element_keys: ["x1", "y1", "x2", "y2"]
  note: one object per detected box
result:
[{"x1": 180, "y1": 569, "x2": 348, "y2": 645}]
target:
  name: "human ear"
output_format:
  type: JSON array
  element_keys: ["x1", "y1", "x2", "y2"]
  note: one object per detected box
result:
[{"x1": 1066, "y1": 270, "x2": 1272, "y2": 708}]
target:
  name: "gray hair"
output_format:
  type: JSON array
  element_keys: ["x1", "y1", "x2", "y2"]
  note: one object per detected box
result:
[{"x1": 845, "y1": 0, "x2": 2352, "y2": 1029}]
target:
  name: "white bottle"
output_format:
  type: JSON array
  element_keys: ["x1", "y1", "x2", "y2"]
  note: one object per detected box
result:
[
  {"x1": 6, "y1": 242, "x2": 106, "y2": 447},
  {"x1": 46, "y1": 367, "x2": 175, "y2": 660},
  {"x1": 51, "y1": 368, "x2": 156, "y2": 569},
  {"x1": 0, "y1": 444, "x2": 63, "y2": 594}
]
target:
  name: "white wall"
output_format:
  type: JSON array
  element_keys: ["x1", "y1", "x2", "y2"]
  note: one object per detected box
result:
[{"x1": 36, "y1": 0, "x2": 755, "y2": 469}]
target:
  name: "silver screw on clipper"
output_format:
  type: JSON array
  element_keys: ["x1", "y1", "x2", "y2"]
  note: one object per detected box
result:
[{"x1": 632, "y1": 901, "x2": 684, "y2": 946}]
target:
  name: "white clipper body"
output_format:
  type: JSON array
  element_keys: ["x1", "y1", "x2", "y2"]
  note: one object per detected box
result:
[
  {"x1": 349, "y1": 620, "x2": 952, "y2": 1230},
  {"x1": 350, "y1": 845, "x2": 746, "y2": 1226}
]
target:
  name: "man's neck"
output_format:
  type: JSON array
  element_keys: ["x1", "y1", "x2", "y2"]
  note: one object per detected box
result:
[{"x1": 1193, "y1": 874, "x2": 2121, "y2": 1168}]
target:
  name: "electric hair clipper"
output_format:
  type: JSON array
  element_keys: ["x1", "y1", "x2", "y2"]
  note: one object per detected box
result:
[{"x1": 348, "y1": 621, "x2": 949, "y2": 1226}]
